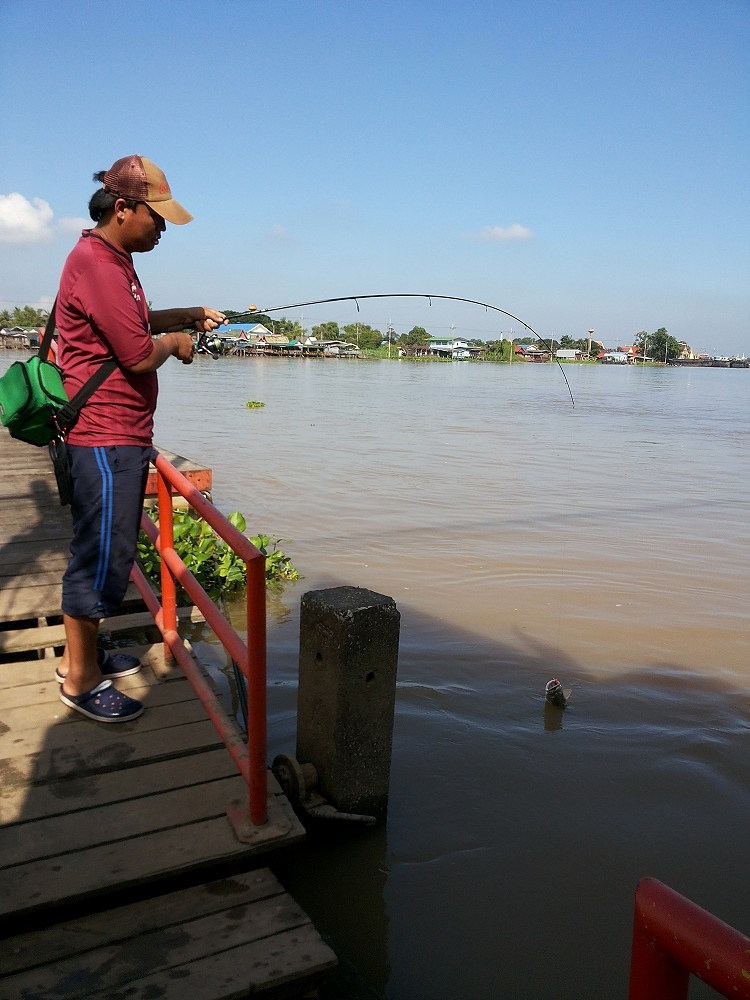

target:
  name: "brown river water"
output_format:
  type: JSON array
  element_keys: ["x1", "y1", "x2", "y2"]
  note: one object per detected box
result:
[
  {"x1": 152, "y1": 356, "x2": 749, "y2": 1000},
  {"x1": 4, "y1": 350, "x2": 746, "y2": 998}
]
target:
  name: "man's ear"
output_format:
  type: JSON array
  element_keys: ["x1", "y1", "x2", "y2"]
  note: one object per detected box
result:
[{"x1": 114, "y1": 197, "x2": 129, "y2": 220}]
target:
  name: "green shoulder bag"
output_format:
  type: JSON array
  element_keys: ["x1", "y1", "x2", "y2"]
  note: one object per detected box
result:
[{"x1": 0, "y1": 301, "x2": 115, "y2": 446}]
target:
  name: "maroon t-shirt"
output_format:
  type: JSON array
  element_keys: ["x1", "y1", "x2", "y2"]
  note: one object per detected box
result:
[{"x1": 57, "y1": 230, "x2": 157, "y2": 446}]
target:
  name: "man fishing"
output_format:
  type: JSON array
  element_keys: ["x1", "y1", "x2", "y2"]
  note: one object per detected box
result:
[{"x1": 55, "y1": 154, "x2": 226, "y2": 722}]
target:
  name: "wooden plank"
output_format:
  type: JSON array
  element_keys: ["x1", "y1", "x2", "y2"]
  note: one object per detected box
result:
[
  {"x1": 0, "y1": 869, "x2": 285, "y2": 974},
  {"x1": 0, "y1": 517, "x2": 70, "y2": 538},
  {"x1": 0, "y1": 871, "x2": 336, "y2": 999},
  {"x1": 0, "y1": 716, "x2": 224, "y2": 778},
  {"x1": 0, "y1": 604, "x2": 199, "y2": 653},
  {"x1": 0, "y1": 584, "x2": 63, "y2": 620},
  {"x1": 0, "y1": 555, "x2": 69, "y2": 582},
  {"x1": 0, "y1": 569, "x2": 67, "y2": 589},
  {"x1": 5, "y1": 922, "x2": 335, "y2": 1000},
  {"x1": 0, "y1": 746, "x2": 238, "y2": 824},
  {"x1": 0, "y1": 671, "x2": 197, "y2": 720},
  {"x1": 146, "y1": 447, "x2": 213, "y2": 496},
  {"x1": 0, "y1": 774, "x2": 249, "y2": 867},
  {"x1": 0, "y1": 539, "x2": 70, "y2": 560},
  {"x1": 0, "y1": 797, "x2": 301, "y2": 921},
  {"x1": 2, "y1": 693, "x2": 215, "y2": 751}
]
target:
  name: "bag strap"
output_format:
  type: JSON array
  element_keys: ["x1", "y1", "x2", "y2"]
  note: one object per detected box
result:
[
  {"x1": 38, "y1": 300, "x2": 58, "y2": 361},
  {"x1": 56, "y1": 359, "x2": 117, "y2": 432},
  {"x1": 40, "y1": 297, "x2": 118, "y2": 434}
]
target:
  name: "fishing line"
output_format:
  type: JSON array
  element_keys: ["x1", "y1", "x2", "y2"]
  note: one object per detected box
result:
[
  {"x1": 221, "y1": 291, "x2": 580, "y2": 675},
  {"x1": 227, "y1": 293, "x2": 576, "y2": 407}
]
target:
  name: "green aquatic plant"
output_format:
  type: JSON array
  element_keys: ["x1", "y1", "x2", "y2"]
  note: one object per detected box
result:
[
  {"x1": 137, "y1": 507, "x2": 301, "y2": 600},
  {"x1": 246, "y1": 400, "x2": 265, "y2": 408}
]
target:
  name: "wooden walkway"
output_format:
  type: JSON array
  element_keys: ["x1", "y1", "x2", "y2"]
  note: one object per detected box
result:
[{"x1": 0, "y1": 429, "x2": 337, "y2": 998}]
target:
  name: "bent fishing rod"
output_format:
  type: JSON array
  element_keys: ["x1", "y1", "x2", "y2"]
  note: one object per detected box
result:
[{"x1": 213, "y1": 293, "x2": 575, "y2": 407}]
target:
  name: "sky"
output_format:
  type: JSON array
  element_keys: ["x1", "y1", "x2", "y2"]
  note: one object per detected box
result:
[{"x1": 1, "y1": 0, "x2": 748, "y2": 355}]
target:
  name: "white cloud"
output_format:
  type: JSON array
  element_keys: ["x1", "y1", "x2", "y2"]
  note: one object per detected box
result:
[
  {"x1": 0, "y1": 193, "x2": 55, "y2": 243},
  {"x1": 0, "y1": 195, "x2": 87, "y2": 243},
  {"x1": 467, "y1": 223, "x2": 534, "y2": 242}
]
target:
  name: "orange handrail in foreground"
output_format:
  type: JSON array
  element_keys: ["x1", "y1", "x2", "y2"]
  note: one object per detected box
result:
[
  {"x1": 130, "y1": 449, "x2": 268, "y2": 827},
  {"x1": 628, "y1": 877, "x2": 750, "y2": 999}
]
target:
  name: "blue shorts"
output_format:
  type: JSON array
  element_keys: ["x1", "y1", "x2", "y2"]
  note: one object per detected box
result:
[{"x1": 62, "y1": 445, "x2": 151, "y2": 619}]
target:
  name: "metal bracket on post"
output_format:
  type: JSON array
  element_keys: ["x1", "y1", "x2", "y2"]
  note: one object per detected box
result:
[
  {"x1": 225, "y1": 794, "x2": 294, "y2": 846},
  {"x1": 272, "y1": 754, "x2": 376, "y2": 826}
]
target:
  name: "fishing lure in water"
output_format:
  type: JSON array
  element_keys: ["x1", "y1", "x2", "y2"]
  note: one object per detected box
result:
[
  {"x1": 545, "y1": 678, "x2": 572, "y2": 707},
  {"x1": 229, "y1": 293, "x2": 576, "y2": 407}
]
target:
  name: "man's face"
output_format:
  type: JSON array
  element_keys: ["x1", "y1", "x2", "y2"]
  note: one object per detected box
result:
[{"x1": 120, "y1": 200, "x2": 167, "y2": 253}]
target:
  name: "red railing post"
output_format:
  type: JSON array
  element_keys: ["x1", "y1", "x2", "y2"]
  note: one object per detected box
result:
[
  {"x1": 628, "y1": 882, "x2": 689, "y2": 1000},
  {"x1": 131, "y1": 450, "x2": 270, "y2": 831},
  {"x1": 628, "y1": 878, "x2": 750, "y2": 1000},
  {"x1": 246, "y1": 552, "x2": 267, "y2": 826},
  {"x1": 156, "y1": 467, "x2": 177, "y2": 661}
]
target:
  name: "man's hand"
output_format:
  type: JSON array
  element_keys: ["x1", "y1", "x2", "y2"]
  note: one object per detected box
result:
[
  {"x1": 173, "y1": 331, "x2": 195, "y2": 365},
  {"x1": 193, "y1": 307, "x2": 227, "y2": 333},
  {"x1": 127, "y1": 331, "x2": 196, "y2": 373}
]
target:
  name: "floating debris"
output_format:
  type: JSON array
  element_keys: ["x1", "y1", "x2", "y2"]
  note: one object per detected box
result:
[
  {"x1": 246, "y1": 400, "x2": 266, "y2": 409},
  {"x1": 545, "y1": 678, "x2": 571, "y2": 707}
]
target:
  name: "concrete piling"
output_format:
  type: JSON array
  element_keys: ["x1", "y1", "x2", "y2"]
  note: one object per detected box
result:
[{"x1": 296, "y1": 586, "x2": 400, "y2": 819}]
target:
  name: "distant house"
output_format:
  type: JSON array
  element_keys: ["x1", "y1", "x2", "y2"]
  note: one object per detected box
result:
[
  {"x1": 398, "y1": 344, "x2": 431, "y2": 358},
  {"x1": 219, "y1": 323, "x2": 295, "y2": 353},
  {"x1": 428, "y1": 335, "x2": 471, "y2": 360},
  {"x1": 0, "y1": 326, "x2": 41, "y2": 350},
  {"x1": 398, "y1": 335, "x2": 483, "y2": 360},
  {"x1": 514, "y1": 344, "x2": 549, "y2": 362},
  {"x1": 303, "y1": 339, "x2": 360, "y2": 357},
  {"x1": 598, "y1": 351, "x2": 630, "y2": 364},
  {"x1": 555, "y1": 349, "x2": 583, "y2": 360}
]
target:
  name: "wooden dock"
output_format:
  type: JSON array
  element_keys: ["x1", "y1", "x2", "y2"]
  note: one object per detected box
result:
[{"x1": 0, "y1": 429, "x2": 337, "y2": 998}]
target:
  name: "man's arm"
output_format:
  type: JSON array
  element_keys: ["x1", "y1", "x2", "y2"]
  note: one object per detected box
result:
[
  {"x1": 127, "y1": 331, "x2": 195, "y2": 373},
  {"x1": 127, "y1": 306, "x2": 227, "y2": 374},
  {"x1": 148, "y1": 306, "x2": 226, "y2": 334}
]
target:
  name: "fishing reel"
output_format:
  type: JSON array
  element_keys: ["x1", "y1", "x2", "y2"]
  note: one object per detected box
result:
[{"x1": 195, "y1": 329, "x2": 221, "y2": 359}]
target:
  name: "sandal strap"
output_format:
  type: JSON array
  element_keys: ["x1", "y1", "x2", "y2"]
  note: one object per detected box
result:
[{"x1": 64, "y1": 679, "x2": 113, "y2": 705}]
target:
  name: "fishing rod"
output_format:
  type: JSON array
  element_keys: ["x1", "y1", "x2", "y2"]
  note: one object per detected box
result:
[{"x1": 225, "y1": 293, "x2": 575, "y2": 407}]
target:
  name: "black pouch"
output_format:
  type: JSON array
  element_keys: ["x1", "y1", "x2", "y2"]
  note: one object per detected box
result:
[{"x1": 48, "y1": 437, "x2": 73, "y2": 506}]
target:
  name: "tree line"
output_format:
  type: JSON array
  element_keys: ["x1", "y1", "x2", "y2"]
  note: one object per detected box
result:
[
  {"x1": 0, "y1": 305, "x2": 51, "y2": 328},
  {"x1": 242, "y1": 313, "x2": 682, "y2": 361},
  {"x1": 3, "y1": 304, "x2": 682, "y2": 361}
]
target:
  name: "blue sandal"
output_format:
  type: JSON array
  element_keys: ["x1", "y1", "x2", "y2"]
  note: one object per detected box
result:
[
  {"x1": 59, "y1": 679, "x2": 144, "y2": 722},
  {"x1": 56, "y1": 649, "x2": 142, "y2": 684}
]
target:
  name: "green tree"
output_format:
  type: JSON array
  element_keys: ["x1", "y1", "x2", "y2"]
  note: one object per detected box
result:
[
  {"x1": 634, "y1": 327, "x2": 680, "y2": 362},
  {"x1": 271, "y1": 317, "x2": 305, "y2": 341},
  {"x1": 1, "y1": 305, "x2": 49, "y2": 327},
  {"x1": 311, "y1": 320, "x2": 340, "y2": 340},
  {"x1": 483, "y1": 339, "x2": 512, "y2": 361},
  {"x1": 342, "y1": 323, "x2": 382, "y2": 349},
  {"x1": 401, "y1": 326, "x2": 430, "y2": 346}
]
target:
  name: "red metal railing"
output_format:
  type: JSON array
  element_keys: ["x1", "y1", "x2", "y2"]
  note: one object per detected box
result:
[
  {"x1": 628, "y1": 877, "x2": 750, "y2": 999},
  {"x1": 129, "y1": 449, "x2": 268, "y2": 827}
]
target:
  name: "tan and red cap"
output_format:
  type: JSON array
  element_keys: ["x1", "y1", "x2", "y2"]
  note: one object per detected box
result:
[{"x1": 102, "y1": 155, "x2": 193, "y2": 225}]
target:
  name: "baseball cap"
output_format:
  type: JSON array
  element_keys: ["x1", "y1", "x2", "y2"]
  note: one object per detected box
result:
[{"x1": 102, "y1": 155, "x2": 193, "y2": 225}]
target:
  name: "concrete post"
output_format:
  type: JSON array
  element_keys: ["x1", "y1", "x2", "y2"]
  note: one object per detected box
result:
[{"x1": 296, "y1": 586, "x2": 400, "y2": 819}]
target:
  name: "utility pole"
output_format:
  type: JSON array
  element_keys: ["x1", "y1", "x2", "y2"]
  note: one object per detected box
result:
[{"x1": 387, "y1": 321, "x2": 395, "y2": 359}]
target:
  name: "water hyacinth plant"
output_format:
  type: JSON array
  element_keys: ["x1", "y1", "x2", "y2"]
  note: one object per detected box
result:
[{"x1": 137, "y1": 508, "x2": 301, "y2": 600}]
